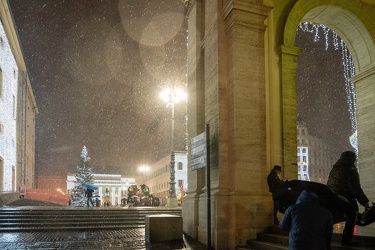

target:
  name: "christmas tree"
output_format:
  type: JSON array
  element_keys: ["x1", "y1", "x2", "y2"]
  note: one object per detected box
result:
[{"x1": 71, "y1": 145, "x2": 94, "y2": 206}]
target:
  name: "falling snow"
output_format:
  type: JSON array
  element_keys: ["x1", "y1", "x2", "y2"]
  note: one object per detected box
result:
[
  {"x1": 9, "y1": 0, "x2": 188, "y2": 176},
  {"x1": 0, "y1": 20, "x2": 19, "y2": 191},
  {"x1": 296, "y1": 23, "x2": 355, "y2": 156}
]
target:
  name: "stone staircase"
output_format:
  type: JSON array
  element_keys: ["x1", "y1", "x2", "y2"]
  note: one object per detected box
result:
[
  {"x1": 237, "y1": 226, "x2": 375, "y2": 250},
  {"x1": 0, "y1": 207, "x2": 182, "y2": 231}
]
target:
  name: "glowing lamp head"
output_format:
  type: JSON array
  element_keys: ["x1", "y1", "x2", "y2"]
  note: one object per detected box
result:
[{"x1": 160, "y1": 86, "x2": 186, "y2": 105}]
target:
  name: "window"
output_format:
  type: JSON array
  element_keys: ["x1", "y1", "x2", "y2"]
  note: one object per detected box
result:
[
  {"x1": 12, "y1": 166, "x2": 15, "y2": 192},
  {"x1": 178, "y1": 180, "x2": 184, "y2": 187},
  {"x1": 13, "y1": 95, "x2": 16, "y2": 119},
  {"x1": 177, "y1": 162, "x2": 183, "y2": 170}
]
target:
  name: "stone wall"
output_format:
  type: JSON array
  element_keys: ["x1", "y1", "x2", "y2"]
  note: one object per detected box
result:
[
  {"x1": 184, "y1": 0, "x2": 375, "y2": 249},
  {"x1": 0, "y1": 192, "x2": 20, "y2": 206}
]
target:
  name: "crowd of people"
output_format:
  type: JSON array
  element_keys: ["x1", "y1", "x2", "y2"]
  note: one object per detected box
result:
[{"x1": 268, "y1": 150, "x2": 371, "y2": 249}]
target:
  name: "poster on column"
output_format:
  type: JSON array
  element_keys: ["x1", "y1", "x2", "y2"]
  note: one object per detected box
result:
[{"x1": 191, "y1": 132, "x2": 206, "y2": 170}]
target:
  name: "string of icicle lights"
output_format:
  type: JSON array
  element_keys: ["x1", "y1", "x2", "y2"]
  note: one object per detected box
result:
[{"x1": 297, "y1": 22, "x2": 358, "y2": 153}]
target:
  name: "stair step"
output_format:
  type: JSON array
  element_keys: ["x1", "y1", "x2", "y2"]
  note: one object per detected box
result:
[
  {"x1": 0, "y1": 221, "x2": 144, "y2": 226},
  {"x1": 0, "y1": 224, "x2": 145, "y2": 231},
  {"x1": 244, "y1": 226, "x2": 375, "y2": 250},
  {"x1": 248, "y1": 240, "x2": 288, "y2": 250},
  {"x1": 0, "y1": 207, "x2": 182, "y2": 231},
  {"x1": 256, "y1": 233, "x2": 289, "y2": 245}
]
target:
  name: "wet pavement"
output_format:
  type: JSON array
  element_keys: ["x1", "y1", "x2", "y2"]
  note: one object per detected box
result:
[
  {"x1": 0, "y1": 199, "x2": 207, "y2": 250},
  {"x1": 0, "y1": 228, "x2": 207, "y2": 250},
  {"x1": 1, "y1": 199, "x2": 374, "y2": 249}
]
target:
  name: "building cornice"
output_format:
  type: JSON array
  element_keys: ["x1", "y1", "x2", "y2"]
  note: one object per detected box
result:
[{"x1": 0, "y1": 0, "x2": 38, "y2": 114}]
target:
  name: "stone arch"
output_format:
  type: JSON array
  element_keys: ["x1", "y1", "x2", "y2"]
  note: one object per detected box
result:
[
  {"x1": 285, "y1": 2, "x2": 375, "y2": 73},
  {"x1": 280, "y1": 0, "x2": 375, "y2": 197}
]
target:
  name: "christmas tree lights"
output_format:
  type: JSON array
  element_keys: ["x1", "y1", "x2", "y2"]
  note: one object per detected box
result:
[{"x1": 298, "y1": 22, "x2": 358, "y2": 152}]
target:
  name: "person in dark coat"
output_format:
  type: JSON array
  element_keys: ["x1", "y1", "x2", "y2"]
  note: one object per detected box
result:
[
  {"x1": 85, "y1": 188, "x2": 94, "y2": 207},
  {"x1": 267, "y1": 165, "x2": 287, "y2": 224},
  {"x1": 327, "y1": 151, "x2": 369, "y2": 246},
  {"x1": 280, "y1": 190, "x2": 333, "y2": 250}
]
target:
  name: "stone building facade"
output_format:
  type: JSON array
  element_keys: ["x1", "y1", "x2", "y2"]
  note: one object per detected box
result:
[
  {"x1": 66, "y1": 173, "x2": 138, "y2": 206},
  {"x1": 0, "y1": 1, "x2": 38, "y2": 192},
  {"x1": 297, "y1": 121, "x2": 338, "y2": 183},
  {"x1": 184, "y1": 0, "x2": 375, "y2": 249},
  {"x1": 145, "y1": 151, "x2": 187, "y2": 206},
  {"x1": 37, "y1": 175, "x2": 66, "y2": 192}
]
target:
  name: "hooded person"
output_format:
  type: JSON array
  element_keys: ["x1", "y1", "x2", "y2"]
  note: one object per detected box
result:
[
  {"x1": 280, "y1": 190, "x2": 333, "y2": 250},
  {"x1": 327, "y1": 151, "x2": 369, "y2": 246}
]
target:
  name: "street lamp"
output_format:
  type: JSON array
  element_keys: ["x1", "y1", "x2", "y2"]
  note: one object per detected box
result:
[
  {"x1": 139, "y1": 165, "x2": 150, "y2": 174},
  {"x1": 160, "y1": 86, "x2": 186, "y2": 205},
  {"x1": 139, "y1": 165, "x2": 150, "y2": 180}
]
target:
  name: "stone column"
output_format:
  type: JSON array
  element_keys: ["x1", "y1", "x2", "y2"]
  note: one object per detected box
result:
[
  {"x1": 112, "y1": 186, "x2": 116, "y2": 206},
  {"x1": 281, "y1": 45, "x2": 301, "y2": 178},
  {"x1": 184, "y1": 0, "x2": 206, "y2": 239},
  {"x1": 351, "y1": 66, "x2": 375, "y2": 199},
  {"x1": 205, "y1": 1, "x2": 272, "y2": 248},
  {"x1": 99, "y1": 186, "x2": 103, "y2": 200},
  {"x1": 117, "y1": 187, "x2": 122, "y2": 206}
]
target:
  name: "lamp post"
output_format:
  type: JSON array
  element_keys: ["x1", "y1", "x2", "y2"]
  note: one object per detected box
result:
[
  {"x1": 160, "y1": 86, "x2": 186, "y2": 205},
  {"x1": 139, "y1": 165, "x2": 150, "y2": 183}
]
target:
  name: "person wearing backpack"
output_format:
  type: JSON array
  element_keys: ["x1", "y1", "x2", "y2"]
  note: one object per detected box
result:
[{"x1": 327, "y1": 151, "x2": 369, "y2": 246}]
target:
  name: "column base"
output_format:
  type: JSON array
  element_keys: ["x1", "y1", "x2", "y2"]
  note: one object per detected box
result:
[{"x1": 167, "y1": 197, "x2": 179, "y2": 207}]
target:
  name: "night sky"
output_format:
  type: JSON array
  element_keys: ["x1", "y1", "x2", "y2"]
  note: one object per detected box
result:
[
  {"x1": 8, "y1": 2, "x2": 353, "y2": 178},
  {"x1": 9, "y1": 0, "x2": 188, "y2": 177},
  {"x1": 296, "y1": 24, "x2": 353, "y2": 154}
]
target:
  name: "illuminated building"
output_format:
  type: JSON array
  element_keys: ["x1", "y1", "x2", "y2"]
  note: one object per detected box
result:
[
  {"x1": 144, "y1": 151, "x2": 187, "y2": 206},
  {"x1": 297, "y1": 120, "x2": 340, "y2": 183},
  {"x1": 0, "y1": 2, "x2": 38, "y2": 192},
  {"x1": 66, "y1": 173, "x2": 138, "y2": 206}
]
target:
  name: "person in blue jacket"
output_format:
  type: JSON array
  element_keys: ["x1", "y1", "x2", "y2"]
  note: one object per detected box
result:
[{"x1": 280, "y1": 190, "x2": 333, "y2": 250}]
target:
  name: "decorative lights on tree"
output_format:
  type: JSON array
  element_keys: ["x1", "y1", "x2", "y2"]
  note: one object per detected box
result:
[
  {"x1": 71, "y1": 145, "x2": 94, "y2": 206},
  {"x1": 298, "y1": 22, "x2": 358, "y2": 153}
]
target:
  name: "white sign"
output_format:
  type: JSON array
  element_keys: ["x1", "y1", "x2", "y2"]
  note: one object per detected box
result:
[{"x1": 191, "y1": 132, "x2": 206, "y2": 170}]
